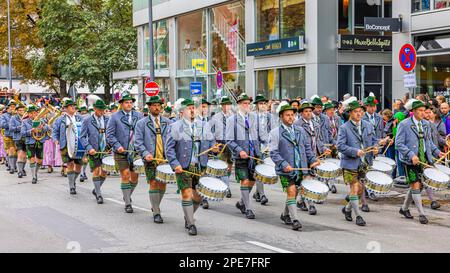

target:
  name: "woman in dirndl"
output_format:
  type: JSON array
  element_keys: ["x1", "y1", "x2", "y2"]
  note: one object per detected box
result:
[
  {"x1": 43, "y1": 138, "x2": 55, "y2": 173},
  {"x1": 0, "y1": 132, "x2": 7, "y2": 165}
]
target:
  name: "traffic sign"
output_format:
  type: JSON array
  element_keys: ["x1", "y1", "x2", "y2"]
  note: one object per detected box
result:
[
  {"x1": 216, "y1": 71, "x2": 223, "y2": 89},
  {"x1": 145, "y1": 77, "x2": 152, "y2": 84},
  {"x1": 399, "y1": 44, "x2": 416, "y2": 72},
  {"x1": 144, "y1": 81, "x2": 160, "y2": 97},
  {"x1": 190, "y1": 82, "x2": 202, "y2": 96}
]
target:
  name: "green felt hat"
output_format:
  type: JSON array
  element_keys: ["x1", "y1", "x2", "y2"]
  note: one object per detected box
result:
[
  {"x1": 26, "y1": 105, "x2": 39, "y2": 113},
  {"x1": 363, "y1": 95, "x2": 378, "y2": 106},
  {"x1": 405, "y1": 99, "x2": 428, "y2": 111},
  {"x1": 220, "y1": 96, "x2": 232, "y2": 105},
  {"x1": 181, "y1": 98, "x2": 194, "y2": 107},
  {"x1": 253, "y1": 94, "x2": 268, "y2": 104},
  {"x1": 299, "y1": 102, "x2": 315, "y2": 112},
  {"x1": 146, "y1": 95, "x2": 163, "y2": 105},
  {"x1": 62, "y1": 98, "x2": 76, "y2": 108},
  {"x1": 323, "y1": 102, "x2": 335, "y2": 111},
  {"x1": 201, "y1": 98, "x2": 211, "y2": 105},
  {"x1": 164, "y1": 106, "x2": 172, "y2": 113},
  {"x1": 311, "y1": 95, "x2": 323, "y2": 106},
  {"x1": 236, "y1": 93, "x2": 251, "y2": 103},
  {"x1": 276, "y1": 101, "x2": 296, "y2": 116},
  {"x1": 93, "y1": 99, "x2": 107, "y2": 110},
  {"x1": 346, "y1": 100, "x2": 363, "y2": 112},
  {"x1": 119, "y1": 91, "x2": 135, "y2": 103}
]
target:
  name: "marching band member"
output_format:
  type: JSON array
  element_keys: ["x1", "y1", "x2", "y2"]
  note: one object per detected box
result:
[
  {"x1": 227, "y1": 93, "x2": 262, "y2": 220},
  {"x1": 10, "y1": 103, "x2": 28, "y2": 178},
  {"x1": 106, "y1": 91, "x2": 144, "y2": 213},
  {"x1": 310, "y1": 95, "x2": 332, "y2": 146},
  {"x1": 210, "y1": 96, "x2": 233, "y2": 198},
  {"x1": 323, "y1": 101, "x2": 341, "y2": 193},
  {"x1": 337, "y1": 97, "x2": 384, "y2": 226},
  {"x1": 21, "y1": 105, "x2": 49, "y2": 184},
  {"x1": 78, "y1": 102, "x2": 90, "y2": 183},
  {"x1": 294, "y1": 102, "x2": 331, "y2": 215},
  {"x1": 363, "y1": 93, "x2": 385, "y2": 139},
  {"x1": 253, "y1": 94, "x2": 271, "y2": 205},
  {"x1": 269, "y1": 101, "x2": 320, "y2": 230},
  {"x1": 196, "y1": 98, "x2": 212, "y2": 209},
  {"x1": 0, "y1": 105, "x2": 7, "y2": 165},
  {"x1": 52, "y1": 98, "x2": 83, "y2": 195},
  {"x1": 135, "y1": 95, "x2": 171, "y2": 223},
  {"x1": 1, "y1": 101, "x2": 17, "y2": 174},
  {"x1": 165, "y1": 98, "x2": 219, "y2": 235},
  {"x1": 80, "y1": 97, "x2": 109, "y2": 204},
  {"x1": 396, "y1": 99, "x2": 444, "y2": 225}
]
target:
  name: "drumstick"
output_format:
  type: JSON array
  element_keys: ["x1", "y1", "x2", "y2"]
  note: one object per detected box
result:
[
  {"x1": 292, "y1": 168, "x2": 311, "y2": 171},
  {"x1": 382, "y1": 138, "x2": 394, "y2": 156},
  {"x1": 247, "y1": 156, "x2": 264, "y2": 162},
  {"x1": 218, "y1": 144, "x2": 228, "y2": 156},
  {"x1": 435, "y1": 150, "x2": 450, "y2": 164},
  {"x1": 197, "y1": 144, "x2": 223, "y2": 157},
  {"x1": 418, "y1": 161, "x2": 433, "y2": 169},
  {"x1": 182, "y1": 170, "x2": 202, "y2": 177}
]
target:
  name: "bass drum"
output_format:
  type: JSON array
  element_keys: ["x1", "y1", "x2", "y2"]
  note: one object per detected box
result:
[{"x1": 67, "y1": 121, "x2": 85, "y2": 159}]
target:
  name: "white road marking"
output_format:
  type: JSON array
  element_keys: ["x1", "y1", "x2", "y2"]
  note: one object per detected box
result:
[
  {"x1": 104, "y1": 198, "x2": 152, "y2": 212},
  {"x1": 246, "y1": 241, "x2": 293, "y2": 253}
]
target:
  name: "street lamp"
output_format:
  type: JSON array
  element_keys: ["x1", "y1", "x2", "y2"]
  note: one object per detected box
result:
[
  {"x1": 7, "y1": 0, "x2": 12, "y2": 90},
  {"x1": 143, "y1": 0, "x2": 155, "y2": 109}
]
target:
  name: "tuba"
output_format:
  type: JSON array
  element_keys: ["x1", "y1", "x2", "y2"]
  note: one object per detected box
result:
[{"x1": 32, "y1": 106, "x2": 52, "y2": 141}]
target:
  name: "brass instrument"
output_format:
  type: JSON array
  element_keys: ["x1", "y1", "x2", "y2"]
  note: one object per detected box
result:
[
  {"x1": 32, "y1": 106, "x2": 52, "y2": 141},
  {"x1": 46, "y1": 105, "x2": 62, "y2": 138}
]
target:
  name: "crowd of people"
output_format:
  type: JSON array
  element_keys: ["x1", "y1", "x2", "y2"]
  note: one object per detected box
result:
[{"x1": 0, "y1": 87, "x2": 448, "y2": 236}]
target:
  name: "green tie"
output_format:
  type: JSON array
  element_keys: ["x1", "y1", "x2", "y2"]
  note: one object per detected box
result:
[{"x1": 418, "y1": 122, "x2": 426, "y2": 163}]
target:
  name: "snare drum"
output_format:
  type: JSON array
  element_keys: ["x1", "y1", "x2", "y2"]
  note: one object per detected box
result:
[
  {"x1": 263, "y1": 157, "x2": 275, "y2": 166},
  {"x1": 422, "y1": 168, "x2": 450, "y2": 191},
  {"x1": 133, "y1": 158, "x2": 145, "y2": 174},
  {"x1": 101, "y1": 156, "x2": 116, "y2": 172},
  {"x1": 374, "y1": 156, "x2": 396, "y2": 170},
  {"x1": 365, "y1": 171, "x2": 393, "y2": 195},
  {"x1": 314, "y1": 162, "x2": 341, "y2": 180},
  {"x1": 322, "y1": 159, "x2": 342, "y2": 176},
  {"x1": 300, "y1": 179, "x2": 329, "y2": 203},
  {"x1": 434, "y1": 164, "x2": 450, "y2": 176},
  {"x1": 206, "y1": 159, "x2": 228, "y2": 177},
  {"x1": 197, "y1": 177, "x2": 228, "y2": 201},
  {"x1": 254, "y1": 164, "x2": 277, "y2": 184},
  {"x1": 155, "y1": 164, "x2": 176, "y2": 184},
  {"x1": 370, "y1": 161, "x2": 393, "y2": 175}
]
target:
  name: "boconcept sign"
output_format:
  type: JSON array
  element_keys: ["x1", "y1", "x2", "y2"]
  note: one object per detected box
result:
[{"x1": 364, "y1": 17, "x2": 402, "y2": 32}]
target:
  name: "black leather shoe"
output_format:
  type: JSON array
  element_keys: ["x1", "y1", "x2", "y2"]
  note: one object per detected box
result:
[
  {"x1": 9, "y1": 170, "x2": 14, "y2": 174},
  {"x1": 297, "y1": 201, "x2": 308, "y2": 211},
  {"x1": 18, "y1": 172, "x2": 23, "y2": 178},
  {"x1": 331, "y1": 185, "x2": 337, "y2": 194},
  {"x1": 226, "y1": 189, "x2": 232, "y2": 198},
  {"x1": 202, "y1": 199, "x2": 209, "y2": 209},
  {"x1": 355, "y1": 216, "x2": 366, "y2": 226},
  {"x1": 32, "y1": 178, "x2": 37, "y2": 184},
  {"x1": 92, "y1": 189, "x2": 97, "y2": 197},
  {"x1": 184, "y1": 217, "x2": 189, "y2": 229},
  {"x1": 70, "y1": 188, "x2": 76, "y2": 195},
  {"x1": 361, "y1": 204, "x2": 370, "y2": 212},
  {"x1": 345, "y1": 195, "x2": 350, "y2": 202},
  {"x1": 188, "y1": 225, "x2": 197, "y2": 236},
  {"x1": 292, "y1": 220, "x2": 302, "y2": 231},
  {"x1": 96, "y1": 196, "x2": 103, "y2": 204},
  {"x1": 236, "y1": 201, "x2": 246, "y2": 214},
  {"x1": 419, "y1": 215, "x2": 428, "y2": 224},
  {"x1": 280, "y1": 213, "x2": 293, "y2": 225},
  {"x1": 260, "y1": 195, "x2": 268, "y2": 205},
  {"x1": 308, "y1": 205, "x2": 317, "y2": 215},
  {"x1": 125, "y1": 205, "x2": 133, "y2": 213},
  {"x1": 245, "y1": 210, "x2": 255, "y2": 219},
  {"x1": 342, "y1": 207, "x2": 353, "y2": 222},
  {"x1": 80, "y1": 175, "x2": 85, "y2": 182},
  {"x1": 23, "y1": 170, "x2": 27, "y2": 176},
  {"x1": 431, "y1": 201, "x2": 441, "y2": 210},
  {"x1": 253, "y1": 192, "x2": 261, "y2": 202},
  {"x1": 399, "y1": 208, "x2": 414, "y2": 219},
  {"x1": 153, "y1": 214, "x2": 164, "y2": 224}
]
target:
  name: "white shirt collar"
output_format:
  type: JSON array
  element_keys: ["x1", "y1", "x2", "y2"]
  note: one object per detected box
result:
[
  {"x1": 150, "y1": 114, "x2": 160, "y2": 124},
  {"x1": 412, "y1": 116, "x2": 422, "y2": 127}
]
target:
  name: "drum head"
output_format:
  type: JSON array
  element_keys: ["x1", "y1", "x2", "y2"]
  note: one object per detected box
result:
[
  {"x1": 157, "y1": 164, "x2": 174, "y2": 174},
  {"x1": 134, "y1": 158, "x2": 144, "y2": 166},
  {"x1": 263, "y1": 157, "x2": 275, "y2": 166},
  {"x1": 302, "y1": 179, "x2": 329, "y2": 193},
  {"x1": 255, "y1": 164, "x2": 276, "y2": 176},
  {"x1": 199, "y1": 177, "x2": 228, "y2": 191},
  {"x1": 371, "y1": 161, "x2": 392, "y2": 172},
  {"x1": 324, "y1": 159, "x2": 340, "y2": 167},
  {"x1": 424, "y1": 168, "x2": 450, "y2": 183},
  {"x1": 375, "y1": 156, "x2": 396, "y2": 166},
  {"x1": 66, "y1": 126, "x2": 76, "y2": 158},
  {"x1": 434, "y1": 164, "x2": 450, "y2": 176},
  {"x1": 102, "y1": 156, "x2": 114, "y2": 165},
  {"x1": 207, "y1": 159, "x2": 227, "y2": 169},
  {"x1": 366, "y1": 171, "x2": 393, "y2": 185},
  {"x1": 316, "y1": 162, "x2": 339, "y2": 172}
]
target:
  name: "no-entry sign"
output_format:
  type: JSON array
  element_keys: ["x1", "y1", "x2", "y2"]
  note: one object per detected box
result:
[
  {"x1": 144, "y1": 81, "x2": 160, "y2": 97},
  {"x1": 399, "y1": 44, "x2": 416, "y2": 72}
]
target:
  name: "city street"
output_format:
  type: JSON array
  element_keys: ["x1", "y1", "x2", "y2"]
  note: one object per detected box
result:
[{"x1": 1, "y1": 165, "x2": 450, "y2": 253}]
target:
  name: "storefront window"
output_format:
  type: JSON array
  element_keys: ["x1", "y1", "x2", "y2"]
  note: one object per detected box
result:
[
  {"x1": 153, "y1": 78, "x2": 170, "y2": 102},
  {"x1": 255, "y1": 0, "x2": 305, "y2": 42},
  {"x1": 176, "y1": 77, "x2": 207, "y2": 99},
  {"x1": 177, "y1": 11, "x2": 207, "y2": 76},
  {"x1": 353, "y1": 65, "x2": 391, "y2": 109},
  {"x1": 144, "y1": 20, "x2": 169, "y2": 70},
  {"x1": 416, "y1": 54, "x2": 450, "y2": 97},
  {"x1": 210, "y1": 3, "x2": 246, "y2": 72},
  {"x1": 339, "y1": 0, "x2": 353, "y2": 34},
  {"x1": 209, "y1": 72, "x2": 245, "y2": 101},
  {"x1": 256, "y1": 67, "x2": 305, "y2": 100},
  {"x1": 411, "y1": 0, "x2": 430, "y2": 12},
  {"x1": 435, "y1": 0, "x2": 450, "y2": 9},
  {"x1": 338, "y1": 65, "x2": 353, "y2": 100}
]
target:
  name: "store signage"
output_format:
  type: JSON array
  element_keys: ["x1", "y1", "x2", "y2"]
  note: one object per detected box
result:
[
  {"x1": 403, "y1": 73, "x2": 417, "y2": 89},
  {"x1": 338, "y1": 35, "x2": 392, "y2": 51},
  {"x1": 246, "y1": 36, "x2": 305, "y2": 57},
  {"x1": 364, "y1": 17, "x2": 402, "y2": 32},
  {"x1": 399, "y1": 44, "x2": 417, "y2": 72}
]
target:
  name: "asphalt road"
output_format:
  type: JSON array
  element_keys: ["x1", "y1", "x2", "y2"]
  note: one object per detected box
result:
[{"x1": 1, "y1": 164, "x2": 450, "y2": 253}]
